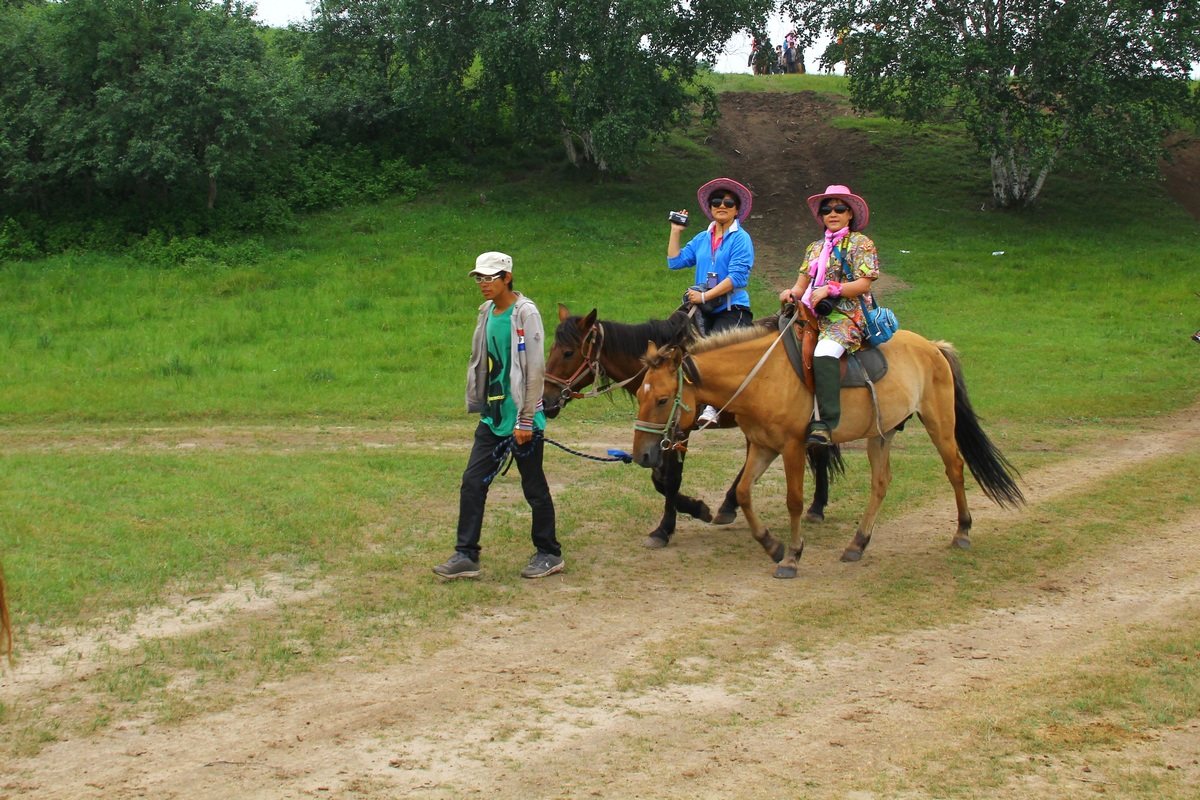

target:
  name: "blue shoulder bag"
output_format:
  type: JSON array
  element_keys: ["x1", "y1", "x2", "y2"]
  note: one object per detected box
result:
[{"x1": 832, "y1": 247, "x2": 898, "y2": 347}]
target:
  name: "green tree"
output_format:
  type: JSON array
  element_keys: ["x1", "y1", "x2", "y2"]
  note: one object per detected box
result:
[
  {"x1": 475, "y1": 0, "x2": 774, "y2": 172},
  {"x1": 0, "y1": 0, "x2": 306, "y2": 214},
  {"x1": 783, "y1": 0, "x2": 1200, "y2": 207},
  {"x1": 294, "y1": 0, "x2": 481, "y2": 152}
]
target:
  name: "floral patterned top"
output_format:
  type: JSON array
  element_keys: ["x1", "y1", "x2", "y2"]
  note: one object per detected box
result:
[{"x1": 798, "y1": 230, "x2": 881, "y2": 352}]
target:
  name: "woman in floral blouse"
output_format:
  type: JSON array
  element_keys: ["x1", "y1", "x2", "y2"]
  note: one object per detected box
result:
[{"x1": 779, "y1": 184, "x2": 881, "y2": 446}]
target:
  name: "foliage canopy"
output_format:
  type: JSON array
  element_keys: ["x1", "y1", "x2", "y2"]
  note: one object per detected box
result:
[{"x1": 784, "y1": 0, "x2": 1200, "y2": 207}]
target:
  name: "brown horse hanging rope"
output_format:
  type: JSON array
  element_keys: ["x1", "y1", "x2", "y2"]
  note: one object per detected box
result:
[{"x1": 631, "y1": 325, "x2": 1024, "y2": 578}]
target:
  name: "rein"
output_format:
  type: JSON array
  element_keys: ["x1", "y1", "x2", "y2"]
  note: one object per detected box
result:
[
  {"x1": 483, "y1": 429, "x2": 632, "y2": 485},
  {"x1": 544, "y1": 323, "x2": 647, "y2": 403},
  {"x1": 633, "y1": 367, "x2": 693, "y2": 453},
  {"x1": 692, "y1": 306, "x2": 798, "y2": 430},
  {"x1": 632, "y1": 307, "x2": 799, "y2": 451}
]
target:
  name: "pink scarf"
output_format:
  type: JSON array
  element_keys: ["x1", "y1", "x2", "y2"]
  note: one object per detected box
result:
[{"x1": 801, "y1": 226, "x2": 850, "y2": 312}]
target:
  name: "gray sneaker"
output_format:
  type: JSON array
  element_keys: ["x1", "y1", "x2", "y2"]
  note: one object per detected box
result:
[
  {"x1": 432, "y1": 552, "x2": 480, "y2": 579},
  {"x1": 520, "y1": 552, "x2": 564, "y2": 579}
]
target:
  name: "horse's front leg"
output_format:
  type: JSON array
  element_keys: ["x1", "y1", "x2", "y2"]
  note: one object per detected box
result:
[
  {"x1": 842, "y1": 432, "x2": 897, "y2": 562},
  {"x1": 775, "y1": 441, "x2": 809, "y2": 578},
  {"x1": 735, "y1": 444, "x2": 785, "y2": 566},
  {"x1": 646, "y1": 445, "x2": 712, "y2": 548},
  {"x1": 646, "y1": 452, "x2": 681, "y2": 548}
]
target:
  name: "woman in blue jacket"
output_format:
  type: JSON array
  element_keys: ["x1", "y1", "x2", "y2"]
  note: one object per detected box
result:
[{"x1": 667, "y1": 177, "x2": 755, "y2": 424}]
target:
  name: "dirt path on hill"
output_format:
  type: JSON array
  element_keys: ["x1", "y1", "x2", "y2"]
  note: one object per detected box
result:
[{"x1": 3, "y1": 94, "x2": 1200, "y2": 799}]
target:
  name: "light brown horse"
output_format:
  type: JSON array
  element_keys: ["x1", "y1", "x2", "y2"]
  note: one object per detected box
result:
[
  {"x1": 631, "y1": 326, "x2": 1024, "y2": 578},
  {"x1": 1, "y1": 560, "x2": 12, "y2": 664},
  {"x1": 542, "y1": 305, "x2": 842, "y2": 548}
]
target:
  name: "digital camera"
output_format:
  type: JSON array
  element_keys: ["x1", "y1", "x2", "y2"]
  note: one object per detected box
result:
[{"x1": 668, "y1": 210, "x2": 689, "y2": 227}]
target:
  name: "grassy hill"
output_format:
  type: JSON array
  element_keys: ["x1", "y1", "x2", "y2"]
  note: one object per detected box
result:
[{"x1": 2, "y1": 76, "x2": 1196, "y2": 427}]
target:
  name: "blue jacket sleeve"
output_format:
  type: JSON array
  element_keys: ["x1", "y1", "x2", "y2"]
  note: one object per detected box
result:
[{"x1": 667, "y1": 231, "x2": 703, "y2": 271}]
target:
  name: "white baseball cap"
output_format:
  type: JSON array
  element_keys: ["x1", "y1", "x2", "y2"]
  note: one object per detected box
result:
[{"x1": 471, "y1": 251, "x2": 513, "y2": 277}]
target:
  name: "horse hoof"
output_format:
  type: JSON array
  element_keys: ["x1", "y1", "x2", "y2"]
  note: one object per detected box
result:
[
  {"x1": 644, "y1": 535, "x2": 670, "y2": 549},
  {"x1": 952, "y1": 536, "x2": 972, "y2": 549},
  {"x1": 773, "y1": 565, "x2": 798, "y2": 579},
  {"x1": 769, "y1": 542, "x2": 786, "y2": 563},
  {"x1": 804, "y1": 510, "x2": 825, "y2": 524},
  {"x1": 693, "y1": 506, "x2": 714, "y2": 524},
  {"x1": 840, "y1": 549, "x2": 863, "y2": 563},
  {"x1": 712, "y1": 510, "x2": 737, "y2": 526}
]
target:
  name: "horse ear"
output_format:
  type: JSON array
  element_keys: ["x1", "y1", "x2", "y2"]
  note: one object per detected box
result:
[
  {"x1": 645, "y1": 341, "x2": 659, "y2": 361},
  {"x1": 668, "y1": 321, "x2": 691, "y2": 350},
  {"x1": 582, "y1": 308, "x2": 598, "y2": 329},
  {"x1": 558, "y1": 303, "x2": 571, "y2": 322}
]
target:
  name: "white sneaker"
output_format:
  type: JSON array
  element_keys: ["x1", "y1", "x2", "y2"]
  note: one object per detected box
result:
[{"x1": 698, "y1": 405, "x2": 720, "y2": 425}]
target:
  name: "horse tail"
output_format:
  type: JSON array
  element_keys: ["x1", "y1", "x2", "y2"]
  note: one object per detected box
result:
[
  {"x1": 807, "y1": 442, "x2": 846, "y2": 481},
  {"x1": 937, "y1": 342, "x2": 1026, "y2": 509},
  {"x1": 0, "y1": 560, "x2": 12, "y2": 664}
]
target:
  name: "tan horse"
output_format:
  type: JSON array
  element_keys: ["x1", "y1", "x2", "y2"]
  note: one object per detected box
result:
[
  {"x1": 631, "y1": 327, "x2": 1024, "y2": 578},
  {"x1": 1, "y1": 560, "x2": 11, "y2": 663}
]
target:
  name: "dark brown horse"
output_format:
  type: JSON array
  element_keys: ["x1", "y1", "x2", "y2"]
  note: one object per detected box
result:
[
  {"x1": 632, "y1": 327, "x2": 1024, "y2": 577},
  {"x1": 543, "y1": 305, "x2": 840, "y2": 547}
]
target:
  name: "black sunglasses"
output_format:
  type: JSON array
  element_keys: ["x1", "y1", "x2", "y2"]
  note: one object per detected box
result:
[
  {"x1": 819, "y1": 204, "x2": 850, "y2": 215},
  {"x1": 709, "y1": 197, "x2": 738, "y2": 209}
]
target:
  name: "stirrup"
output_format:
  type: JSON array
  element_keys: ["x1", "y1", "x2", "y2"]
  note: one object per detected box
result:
[{"x1": 806, "y1": 425, "x2": 832, "y2": 447}]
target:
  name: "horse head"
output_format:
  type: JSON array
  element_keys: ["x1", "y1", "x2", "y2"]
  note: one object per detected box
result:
[
  {"x1": 542, "y1": 304, "x2": 600, "y2": 418},
  {"x1": 632, "y1": 341, "x2": 695, "y2": 469}
]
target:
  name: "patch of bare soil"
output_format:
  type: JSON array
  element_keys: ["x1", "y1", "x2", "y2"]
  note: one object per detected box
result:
[{"x1": 1163, "y1": 135, "x2": 1200, "y2": 222}]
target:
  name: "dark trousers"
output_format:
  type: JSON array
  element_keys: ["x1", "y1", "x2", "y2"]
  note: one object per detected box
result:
[
  {"x1": 456, "y1": 421, "x2": 559, "y2": 561},
  {"x1": 700, "y1": 305, "x2": 753, "y2": 335}
]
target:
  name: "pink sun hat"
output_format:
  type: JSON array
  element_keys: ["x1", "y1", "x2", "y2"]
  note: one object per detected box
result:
[
  {"x1": 696, "y1": 178, "x2": 753, "y2": 223},
  {"x1": 806, "y1": 184, "x2": 870, "y2": 231}
]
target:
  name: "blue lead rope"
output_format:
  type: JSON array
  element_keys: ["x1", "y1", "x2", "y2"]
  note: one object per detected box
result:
[{"x1": 482, "y1": 430, "x2": 632, "y2": 485}]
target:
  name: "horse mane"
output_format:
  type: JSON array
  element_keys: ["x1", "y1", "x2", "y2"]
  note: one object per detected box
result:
[
  {"x1": 554, "y1": 311, "x2": 694, "y2": 359},
  {"x1": 687, "y1": 316, "x2": 779, "y2": 355}
]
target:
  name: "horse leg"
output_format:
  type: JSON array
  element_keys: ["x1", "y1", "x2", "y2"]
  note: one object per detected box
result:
[
  {"x1": 646, "y1": 452, "x2": 682, "y2": 548},
  {"x1": 775, "y1": 441, "x2": 810, "y2": 579},
  {"x1": 712, "y1": 438, "x2": 750, "y2": 526},
  {"x1": 841, "y1": 432, "x2": 897, "y2": 562},
  {"x1": 921, "y1": 408, "x2": 973, "y2": 549},
  {"x1": 645, "y1": 446, "x2": 713, "y2": 548},
  {"x1": 670, "y1": 445, "x2": 714, "y2": 524},
  {"x1": 735, "y1": 444, "x2": 787, "y2": 566}
]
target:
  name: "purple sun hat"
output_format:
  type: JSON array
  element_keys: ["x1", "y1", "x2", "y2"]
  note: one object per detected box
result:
[
  {"x1": 696, "y1": 178, "x2": 753, "y2": 223},
  {"x1": 806, "y1": 184, "x2": 870, "y2": 231}
]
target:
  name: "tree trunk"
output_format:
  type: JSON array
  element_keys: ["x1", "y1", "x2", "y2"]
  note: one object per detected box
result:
[
  {"x1": 207, "y1": 176, "x2": 218, "y2": 210},
  {"x1": 560, "y1": 124, "x2": 579, "y2": 167}
]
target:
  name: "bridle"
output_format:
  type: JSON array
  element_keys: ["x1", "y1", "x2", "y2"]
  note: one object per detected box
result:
[
  {"x1": 544, "y1": 322, "x2": 646, "y2": 406},
  {"x1": 544, "y1": 323, "x2": 603, "y2": 406},
  {"x1": 633, "y1": 357, "x2": 693, "y2": 453}
]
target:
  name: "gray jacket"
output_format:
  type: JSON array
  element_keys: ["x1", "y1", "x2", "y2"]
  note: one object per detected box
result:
[{"x1": 465, "y1": 293, "x2": 546, "y2": 430}]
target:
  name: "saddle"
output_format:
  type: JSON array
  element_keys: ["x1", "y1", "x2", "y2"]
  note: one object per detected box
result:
[{"x1": 779, "y1": 308, "x2": 888, "y2": 392}]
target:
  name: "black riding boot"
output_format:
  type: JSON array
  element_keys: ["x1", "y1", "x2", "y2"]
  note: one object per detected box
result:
[{"x1": 808, "y1": 355, "x2": 841, "y2": 446}]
